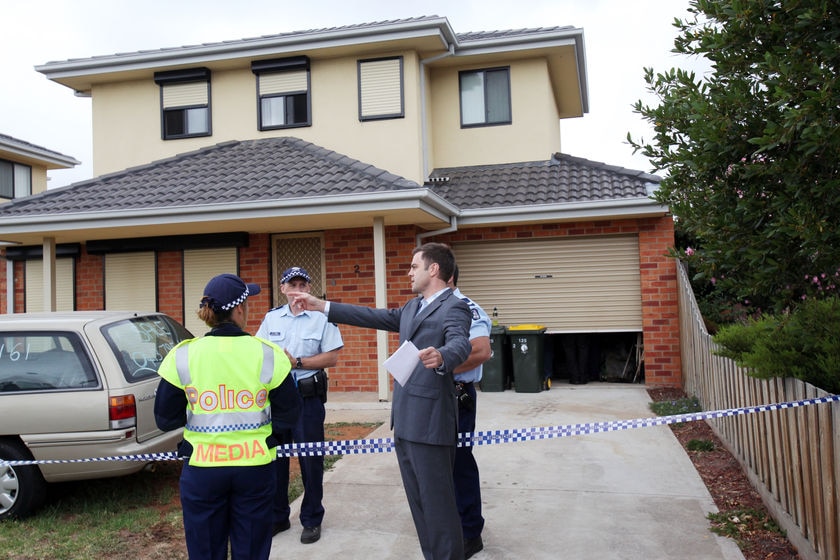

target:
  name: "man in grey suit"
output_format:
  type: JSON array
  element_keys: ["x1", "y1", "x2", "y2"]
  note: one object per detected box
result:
[{"x1": 287, "y1": 242, "x2": 472, "y2": 560}]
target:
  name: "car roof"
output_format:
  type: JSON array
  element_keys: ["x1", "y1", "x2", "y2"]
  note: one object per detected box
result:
[{"x1": 0, "y1": 311, "x2": 161, "y2": 329}]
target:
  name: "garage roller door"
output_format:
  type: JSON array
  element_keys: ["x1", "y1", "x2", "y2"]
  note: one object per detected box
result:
[{"x1": 453, "y1": 235, "x2": 642, "y2": 333}]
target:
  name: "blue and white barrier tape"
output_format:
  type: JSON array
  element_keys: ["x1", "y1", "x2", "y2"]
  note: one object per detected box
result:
[{"x1": 3, "y1": 394, "x2": 838, "y2": 467}]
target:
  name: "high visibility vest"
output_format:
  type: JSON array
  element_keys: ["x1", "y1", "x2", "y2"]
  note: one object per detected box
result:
[{"x1": 158, "y1": 335, "x2": 288, "y2": 467}]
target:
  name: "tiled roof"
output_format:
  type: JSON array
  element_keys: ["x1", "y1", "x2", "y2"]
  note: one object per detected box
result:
[
  {"x1": 43, "y1": 16, "x2": 449, "y2": 66},
  {"x1": 456, "y1": 26, "x2": 577, "y2": 42},
  {"x1": 0, "y1": 138, "x2": 660, "y2": 220},
  {"x1": 0, "y1": 137, "x2": 420, "y2": 217},
  {"x1": 0, "y1": 133, "x2": 80, "y2": 166},
  {"x1": 428, "y1": 153, "x2": 660, "y2": 209}
]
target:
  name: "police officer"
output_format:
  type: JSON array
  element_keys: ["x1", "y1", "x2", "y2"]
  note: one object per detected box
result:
[
  {"x1": 154, "y1": 273, "x2": 301, "y2": 560},
  {"x1": 447, "y1": 266, "x2": 492, "y2": 559},
  {"x1": 257, "y1": 266, "x2": 343, "y2": 544}
]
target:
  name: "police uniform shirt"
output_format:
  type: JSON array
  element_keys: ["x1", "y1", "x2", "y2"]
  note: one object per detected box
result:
[
  {"x1": 256, "y1": 305, "x2": 343, "y2": 381},
  {"x1": 452, "y1": 287, "x2": 492, "y2": 383}
]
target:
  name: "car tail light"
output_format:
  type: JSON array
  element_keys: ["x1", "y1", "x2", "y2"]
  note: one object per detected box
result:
[{"x1": 109, "y1": 395, "x2": 137, "y2": 429}]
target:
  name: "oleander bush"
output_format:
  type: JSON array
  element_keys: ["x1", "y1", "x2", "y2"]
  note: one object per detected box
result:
[{"x1": 713, "y1": 296, "x2": 840, "y2": 394}]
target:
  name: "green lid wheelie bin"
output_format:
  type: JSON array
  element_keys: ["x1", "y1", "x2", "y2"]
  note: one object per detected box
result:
[
  {"x1": 508, "y1": 324, "x2": 546, "y2": 393},
  {"x1": 480, "y1": 325, "x2": 508, "y2": 392}
]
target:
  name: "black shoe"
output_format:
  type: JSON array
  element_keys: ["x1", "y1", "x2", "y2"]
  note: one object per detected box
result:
[
  {"x1": 464, "y1": 536, "x2": 483, "y2": 559},
  {"x1": 272, "y1": 519, "x2": 291, "y2": 536},
  {"x1": 301, "y1": 525, "x2": 321, "y2": 544}
]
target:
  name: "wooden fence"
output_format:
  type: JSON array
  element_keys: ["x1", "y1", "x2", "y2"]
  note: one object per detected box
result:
[{"x1": 677, "y1": 260, "x2": 839, "y2": 560}]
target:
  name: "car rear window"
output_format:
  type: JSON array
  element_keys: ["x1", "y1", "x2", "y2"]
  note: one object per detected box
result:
[
  {"x1": 101, "y1": 315, "x2": 192, "y2": 382},
  {"x1": 0, "y1": 332, "x2": 98, "y2": 392}
]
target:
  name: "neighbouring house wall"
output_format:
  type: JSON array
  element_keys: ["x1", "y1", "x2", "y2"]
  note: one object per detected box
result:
[{"x1": 30, "y1": 162, "x2": 50, "y2": 195}]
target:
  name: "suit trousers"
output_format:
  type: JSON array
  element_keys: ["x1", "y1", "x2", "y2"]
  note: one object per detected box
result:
[
  {"x1": 454, "y1": 382, "x2": 484, "y2": 539},
  {"x1": 395, "y1": 437, "x2": 464, "y2": 560}
]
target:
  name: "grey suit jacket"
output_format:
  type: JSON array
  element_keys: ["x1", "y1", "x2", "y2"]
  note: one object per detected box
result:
[{"x1": 328, "y1": 289, "x2": 472, "y2": 446}]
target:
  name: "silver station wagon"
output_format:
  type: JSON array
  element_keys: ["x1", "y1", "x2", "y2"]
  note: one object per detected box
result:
[{"x1": 0, "y1": 311, "x2": 192, "y2": 519}]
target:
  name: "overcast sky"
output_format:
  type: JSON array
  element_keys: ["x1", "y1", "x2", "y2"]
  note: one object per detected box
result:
[{"x1": 1, "y1": 0, "x2": 705, "y2": 189}]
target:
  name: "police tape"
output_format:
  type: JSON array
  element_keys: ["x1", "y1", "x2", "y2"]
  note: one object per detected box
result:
[{"x1": 2, "y1": 393, "x2": 838, "y2": 467}]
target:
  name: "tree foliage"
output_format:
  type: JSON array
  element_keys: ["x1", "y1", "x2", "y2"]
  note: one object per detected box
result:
[{"x1": 630, "y1": 0, "x2": 840, "y2": 313}]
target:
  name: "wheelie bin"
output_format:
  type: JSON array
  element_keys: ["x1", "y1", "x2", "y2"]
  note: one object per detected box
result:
[
  {"x1": 508, "y1": 324, "x2": 546, "y2": 393},
  {"x1": 480, "y1": 325, "x2": 508, "y2": 392}
]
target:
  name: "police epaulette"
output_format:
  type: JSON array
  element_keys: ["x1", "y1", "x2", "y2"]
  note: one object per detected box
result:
[{"x1": 268, "y1": 304, "x2": 288, "y2": 312}]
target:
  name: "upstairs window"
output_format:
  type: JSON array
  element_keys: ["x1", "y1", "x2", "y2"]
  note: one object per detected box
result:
[
  {"x1": 459, "y1": 67, "x2": 511, "y2": 127},
  {"x1": 154, "y1": 68, "x2": 211, "y2": 139},
  {"x1": 358, "y1": 56, "x2": 404, "y2": 121},
  {"x1": 252, "y1": 56, "x2": 311, "y2": 130},
  {"x1": 0, "y1": 159, "x2": 31, "y2": 199}
]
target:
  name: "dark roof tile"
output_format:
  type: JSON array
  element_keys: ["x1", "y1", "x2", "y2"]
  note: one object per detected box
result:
[
  {"x1": 0, "y1": 140, "x2": 661, "y2": 219},
  {"x1": 427, "y1": 153, "x2": 660, "y2": 209},
  {"x1": 0, "y1": 137, "x2": 421, "y2": 217}
]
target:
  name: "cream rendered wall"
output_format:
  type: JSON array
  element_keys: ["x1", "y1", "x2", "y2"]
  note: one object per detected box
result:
[
  {"x1": 91, "y1": 52, "x2": 426, "y2": 184},
  {"x1": 31, "y1": 164, "x2": 48, "y2": 195},
  {"x1": 429, "y1": 58, "x2": 561, "y2": 169}
]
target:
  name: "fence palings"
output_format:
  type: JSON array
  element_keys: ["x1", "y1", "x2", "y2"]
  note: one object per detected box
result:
[{"x1": 677, "y1": 261, "x2": 839, "y2": 560}]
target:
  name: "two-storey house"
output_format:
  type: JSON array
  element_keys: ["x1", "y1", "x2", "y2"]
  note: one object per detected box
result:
[
  {"x1": 1, "y1": 133, "x2": 78, "y2": 203},
  {"x1": 0, "y1": 17, "x2": 679, "y2": 397},
  {"x1": 1, "y1": 133, "x2": 79, "y2": 313}
]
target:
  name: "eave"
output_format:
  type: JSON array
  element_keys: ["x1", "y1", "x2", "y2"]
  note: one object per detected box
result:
[{"x1": 0, "y1": 190, "x2": 457, "y2": 246}]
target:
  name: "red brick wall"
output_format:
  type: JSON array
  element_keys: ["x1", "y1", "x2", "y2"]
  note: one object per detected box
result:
[
  {"x1": 156, "y1": 251, "x2": 183, "y2": 323},
  {"x1": 13, "y1": 261, "x2": 24, "y2": 312},
  {"x1": 314, "y1": 218, "x2": 681, "y2": 390},
  {"x1": 3, "y1": 217, "x2": 680, "y2": 389},
  {"x1": 240, "y1": 234, "x2": 272, "y2": 334},
  {"x1": 0, "y1": 249, "x2": 6, "y2": 314},
  {"x1": 75, "y1": 247, "x2": 104, "y2": 310},
  {"x1": 638, "y1": 219, "x2": 681, "y2": 387}
]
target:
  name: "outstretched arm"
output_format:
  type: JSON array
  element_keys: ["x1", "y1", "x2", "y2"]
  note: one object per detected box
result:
[{"x1": 286, "y1": 291, "x2": 326, "y2": 313}]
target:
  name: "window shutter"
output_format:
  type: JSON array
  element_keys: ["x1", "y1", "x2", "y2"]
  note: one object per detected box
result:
[
  {"x1": 105, "y1": 252, "x2": 156, "y2": 311},
  {"x1": 183, "y1": 248, "x2": 237, "y2": 336},
  {"x1": 359, "y1": 58, "x2": 403, "y2": 119},
  {"x1": 162, "y1": 82, "x2": 208, "y2": 108},
  {"x1": 259, "y1": 70, "x2": 307, "y2": 95},
  {"x1": 25, "y1": 258, "x2": 74, "y2": 312}
]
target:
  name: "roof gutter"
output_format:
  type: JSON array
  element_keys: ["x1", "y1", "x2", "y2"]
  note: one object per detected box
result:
[
  {"x1": 415, "y1": 216, "x2": 458, "y2": 248},
  {"x1": 0, "y1": 189, "x2": 459, "y2": 236},
  {"x1": 457, "y1": 197, "x2": 670, "y2": 226},
  {"x1": 0, "y1": 138, "x2": 80, "y2": 169}
]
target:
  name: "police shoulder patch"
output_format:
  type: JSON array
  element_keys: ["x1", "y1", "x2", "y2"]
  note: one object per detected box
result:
[{"x1": 471, "y1": 308, "x2": 480, "y2": 321}]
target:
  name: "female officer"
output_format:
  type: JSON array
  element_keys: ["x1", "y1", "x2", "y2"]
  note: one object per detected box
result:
[{"x1": 155, "y1": 273, "x2": 301, "y2": 560}]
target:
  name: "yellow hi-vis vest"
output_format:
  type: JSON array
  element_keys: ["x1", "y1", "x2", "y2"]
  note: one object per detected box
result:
[{"x1": 158, "y1": 335, "x2": 290, "y2": 467}]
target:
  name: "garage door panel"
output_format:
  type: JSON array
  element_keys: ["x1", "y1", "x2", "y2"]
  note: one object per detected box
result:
[{"x1": 454, "y1": 236, "x2": 641, "y2": 332}]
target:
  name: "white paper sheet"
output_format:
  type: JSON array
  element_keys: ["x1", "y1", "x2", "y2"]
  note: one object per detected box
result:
[{"x1": 383, "y1": 340, "x2": 420, "y2": 386}]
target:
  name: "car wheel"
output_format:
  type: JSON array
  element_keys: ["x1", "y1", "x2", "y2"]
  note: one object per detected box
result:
[{"x1": 0, "y1": 440, "x2": 47, "y2": 520}]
